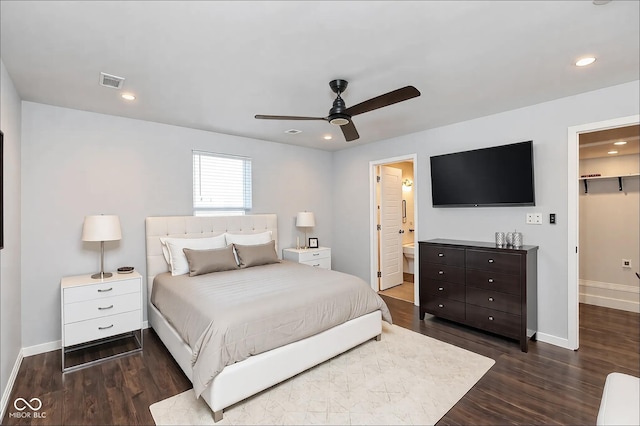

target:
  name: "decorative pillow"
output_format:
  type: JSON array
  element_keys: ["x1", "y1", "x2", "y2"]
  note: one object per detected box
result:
[
  {"x1": 183, "y1": 245, "x2": 239, "y2": 276},
  {"x1": 160, "y1": 234, "x2": 227, "y2": 275},
  {"x1": 225, "y1": 231, "x2": 272, "y2": 246},
  {"x1": 234, "y1": 240, "x2": 279, "y2": 268}
]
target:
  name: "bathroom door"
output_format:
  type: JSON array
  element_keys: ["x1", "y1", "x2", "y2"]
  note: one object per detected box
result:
[{"x1": 379, "y1": 166, "x2": 403, "y2": 290}]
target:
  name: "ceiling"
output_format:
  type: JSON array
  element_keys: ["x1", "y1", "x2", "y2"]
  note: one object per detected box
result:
[
  {"x1": 579, "y1": 125, "x2": 640, "y2": 159},
  {"x1": 1, "y1": 1, "x2": 639, "y2": 151}
]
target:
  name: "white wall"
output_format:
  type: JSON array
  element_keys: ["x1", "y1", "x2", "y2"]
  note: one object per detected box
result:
[
  {"x1": 20, "y1": 102, "x2": 333, "y2": 348},
  {"x1": 0, "y1": 59, "x2": 22, "y2": 415},
  {"x1": 332, "y1": 80, "x2": 640, "y2": 344},
  {"x1": 579, "y1": 154, "x2": 639, "y2": 311}
]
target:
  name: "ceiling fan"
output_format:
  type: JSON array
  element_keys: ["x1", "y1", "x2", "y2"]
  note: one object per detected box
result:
[{"x1": 255, "y1": 79, "x2": 421, "y2": 142}]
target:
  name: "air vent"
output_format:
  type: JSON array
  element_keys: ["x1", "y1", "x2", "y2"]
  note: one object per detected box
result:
[
  {"x1": 99, "y1": 72, "x2": 125, "y2": 89},
  {"x1": 284, "y1": 129, "x2": 302, "y2": 135}
]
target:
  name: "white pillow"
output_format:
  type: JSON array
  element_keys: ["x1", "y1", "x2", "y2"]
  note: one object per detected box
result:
[
  {"x1": 225, "y1": 231, "x2": 272, "y2": 246},
  {"x1": 160, "y1": 235, "x2": 227, "y2": 276}
]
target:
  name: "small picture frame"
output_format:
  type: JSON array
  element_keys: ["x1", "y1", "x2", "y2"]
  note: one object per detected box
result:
[{"x1": 308, "y1": 237, "x2": 319, "y2": 249}]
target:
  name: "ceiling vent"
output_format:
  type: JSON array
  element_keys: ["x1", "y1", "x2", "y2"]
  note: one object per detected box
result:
[
  {"x1": 284, "y1": 129, "x2": 302, "y2": 135},
  {"x1": 99, "y1": 72, "x2": 125, "y2": 89}
]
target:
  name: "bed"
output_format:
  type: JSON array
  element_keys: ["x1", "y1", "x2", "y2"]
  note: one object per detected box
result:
[{"x1": 145, "y1": 214, "x2": 391, "y2": 422}]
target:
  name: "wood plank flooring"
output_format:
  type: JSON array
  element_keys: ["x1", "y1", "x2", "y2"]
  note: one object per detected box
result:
[{"x1": 3, "y1": 301, "x2": 638, "y2": 425}]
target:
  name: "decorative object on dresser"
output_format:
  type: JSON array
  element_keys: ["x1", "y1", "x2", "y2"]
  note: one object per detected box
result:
[
  {"x1": 282, "y1": 246, "x2": 331, "y2": 270},
  {"x1": 60, "y1": 271, "x2": 143, "y2": 372},
  {"x1": 82, "y1": 214, "x2": 122, "y2": 279},
  {"x1": 308, "y1": 237, "x2": 319, "y2": 248},
  {"x1": 295, "y1": 211, "x2": 315, "y2": 249},
  {"x1": 419, "y1": 239, "x2": 538, "y2": 352}
]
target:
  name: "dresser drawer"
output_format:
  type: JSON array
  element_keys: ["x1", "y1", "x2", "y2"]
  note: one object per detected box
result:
[
  {"x1": 64, "y1": 278, "x2": 140, "y2": 304},
  {"x1": 64, "y1": 310, "x2": 141, "y2": 347},
  {"x1": 424, "y1": 297, "x2": 465, "y2": 322},
  {"x1": 466, "y1": 287, "x2": 520, "y2": 315},
  {"x1": 466, "y1": 269, "x2": 521, "y2": 295},
  {"x1": 466, "y1": 249, "x2": 521, "y2": 275},
  {"x1": 420, "y1": 245, "x2": 465, "y2": 267},
  {"x1": 466, "y1": 305, "x2": 520, "y2": 339},
  {"x1": 423, "y1": 281, "x2": 465, "y2": 302},
  {"x1": 64, "y1": 292, "x2": 142, "y2": 324},
  {"x1": 421, "y1": 263, "x2": 465, "y2": 284},
  {"x1": 300, "y1": 257, "x2": 331, "y2": 269}
]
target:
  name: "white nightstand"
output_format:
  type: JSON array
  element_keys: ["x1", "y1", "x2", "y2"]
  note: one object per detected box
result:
[
  {"x1": 61, "y1": 271, "x2": 143, "y2": 372},
  {"x1": 282, "y1": 247, "x2": 331, "y2": 270}
]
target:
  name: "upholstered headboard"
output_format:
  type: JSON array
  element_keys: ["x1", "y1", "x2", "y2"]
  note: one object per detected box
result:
[{"x1": 145, "y1": 214, "x2": 278, "y2": 297}]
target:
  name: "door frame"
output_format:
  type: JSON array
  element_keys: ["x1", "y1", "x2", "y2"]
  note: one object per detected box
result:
[
  {"x1": 566, "y1": 114, "x2": 639, "y2": 350},
  {"x1": 369, "y1": 153, "x2": 419, "y2": 305}
]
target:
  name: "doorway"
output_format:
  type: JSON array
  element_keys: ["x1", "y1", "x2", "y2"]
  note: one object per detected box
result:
[
  {"x1": 369, "y1": 154, "x2": 418, "y2": 305},
  {"x1": 567, "y1": 114, "x2": 640, "y2": 350}
]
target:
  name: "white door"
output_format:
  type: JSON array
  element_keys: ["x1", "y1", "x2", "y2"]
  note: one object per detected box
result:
[{"x1": 379, "y1": 166, "x2": 404, "y2": 290}]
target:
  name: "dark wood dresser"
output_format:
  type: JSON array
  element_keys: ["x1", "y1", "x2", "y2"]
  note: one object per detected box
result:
[{"x1": 419, "y1": 239, "x2": 538, "y2": 352}]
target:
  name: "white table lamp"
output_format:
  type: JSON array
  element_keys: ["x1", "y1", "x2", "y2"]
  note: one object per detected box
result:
[
  {"x1": 82, "y1": 215, "x2": 122, "y2": 279},
  {"x1": 296, "y1": 211, "x2": 315, "y2": 249}
]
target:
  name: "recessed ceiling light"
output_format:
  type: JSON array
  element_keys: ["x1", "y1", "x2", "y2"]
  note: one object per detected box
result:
[
  {"x1": 323, "y1": 135, "x2": 332, "y2": 140},
  {"x1": 121, "y1": 93, "x2": 136, "y2": 101},
  {"x1": 284, "y1": 129, "x2": 301, "y2": 135},
  {"x1": 608, "y1": 150, "x2": 618, "y2": 155},
  {"x1": 576, "y1": 57, "x2": 596, "y2": 67},
  {"x1": 613, "y1": 141, "x2": 627, "y2": 145}
]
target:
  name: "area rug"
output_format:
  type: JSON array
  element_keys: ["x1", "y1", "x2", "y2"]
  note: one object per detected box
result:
[{"x1": 150, "y1": 323, "x2": 495, "y2": 425}]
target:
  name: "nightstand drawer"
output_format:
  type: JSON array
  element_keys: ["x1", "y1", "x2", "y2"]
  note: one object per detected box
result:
[
  {"x1": 300, "y1": 257, "x2": 331, "y2": 269},
  {"x1": 64, "y1": 310, "x2": 141, "y2": 347},
  {"x1": 64, "y1": 292, "x2": 142, "y2": 324},
  {"x1": 63, "y1": 278, "x2": 139, "y2": 304},
  {"x1": 297, "y1": 249, "x2": 330, "y2": 262}
]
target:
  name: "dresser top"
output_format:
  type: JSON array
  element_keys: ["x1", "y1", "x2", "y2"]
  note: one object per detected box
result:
[{"x1": 420, "y1": 238, "x2": 538, "y2": 253}]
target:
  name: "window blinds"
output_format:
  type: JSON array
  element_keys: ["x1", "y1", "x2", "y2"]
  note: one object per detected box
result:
[{"x1": 193, "y1": 151, "x2": 252, "y2": 215}]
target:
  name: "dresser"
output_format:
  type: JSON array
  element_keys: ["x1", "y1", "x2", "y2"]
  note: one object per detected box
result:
[
  {"x1": 282, "y1": 247, "x2": 331, "y2": 270},
  {"x1": 419, "y1": 239, "x2": 537, "y2": 352},
  {"x1": 61, "y1": 271, "x2": 143, "y2": 371}
]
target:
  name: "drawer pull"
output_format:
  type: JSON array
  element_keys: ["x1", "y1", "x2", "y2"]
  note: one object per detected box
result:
[
  {"x1": 438, "y1": 270, "x2": 444, "y2": 275},
  {"x1": 97, "y1": 287, "x2": 113, "y2": 293},
  {"x1": 488, "y1": 259, "x2": 494, "y2": 263},
  {"x1": 488, "y1": 297, "x2": 494, "y2": 302},
  {"x1": 438, "y1": 287, "x2": 444, "y2": 291},
  {"x1": 488, "y1": 316, "x2": 494, "y2": 321},
  {"x1": 312, "y1": 253, "x2": 320, "y2": 256},
  {"x1": 488, "y1": 278, "x2": 494, "y2": 283},
  {"x1": 438, "y1": 304, "x2": 444, "y2": 308},
  {"x1": 98, "y1": 324, "x2": 114, "y2": 330},
  {"x1": 98, "y1": 305, "x2": 114, "y2": 310},
  {"x1": 437, "y1": 253, "x2": 444, "y2": 257}
]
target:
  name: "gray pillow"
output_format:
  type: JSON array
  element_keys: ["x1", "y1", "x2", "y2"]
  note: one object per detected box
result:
[
  {"x1": 234, "y1": 240, "x2": 279, "y2": 268},
  {"x1": 183, "y1": 245, "x2": 239, "y2": 276}
]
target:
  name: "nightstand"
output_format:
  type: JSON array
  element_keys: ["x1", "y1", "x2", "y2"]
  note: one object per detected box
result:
[
  {"x1": 61, "y1": 271, "x2": 143, "y2": 372},
  {"x1": 282, "y1": 247, "x2": 331, "y2": 270}
]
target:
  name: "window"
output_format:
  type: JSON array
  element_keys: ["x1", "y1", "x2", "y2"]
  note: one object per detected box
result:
[{"x1": 193, "y1": 151, "x2": 252, "y2": 216}]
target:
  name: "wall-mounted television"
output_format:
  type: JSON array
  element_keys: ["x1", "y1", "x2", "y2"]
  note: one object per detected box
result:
[{"x1": 430, "y1": 140, "x2": 535, "y2": 207}]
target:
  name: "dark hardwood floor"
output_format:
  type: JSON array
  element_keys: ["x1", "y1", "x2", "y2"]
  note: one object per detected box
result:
[{"x1": 3, "y1": 300, "x2": 638, "y2": 425}]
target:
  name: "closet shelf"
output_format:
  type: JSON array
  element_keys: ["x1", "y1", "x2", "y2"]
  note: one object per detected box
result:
[{"x1": 579, "y1": 173, "x2": 639, "y2": 193}]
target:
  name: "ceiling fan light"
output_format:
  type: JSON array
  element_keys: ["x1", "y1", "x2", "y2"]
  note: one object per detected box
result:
[{"x1": 329, "y1": 117, "x2": 349, "y2": 126}]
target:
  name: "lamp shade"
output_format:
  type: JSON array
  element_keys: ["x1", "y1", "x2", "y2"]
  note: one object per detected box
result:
[
  {"x1": 82, "y1": 215, "x2": 122, "y2": 242},
  {"x1": 296, "y1": 212, "x2": 315, "y2": 227}
]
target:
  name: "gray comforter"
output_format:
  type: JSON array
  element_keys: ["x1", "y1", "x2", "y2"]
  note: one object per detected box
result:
[{"x1": 151, "y1": 261, "x2": 392, "y2": 397}]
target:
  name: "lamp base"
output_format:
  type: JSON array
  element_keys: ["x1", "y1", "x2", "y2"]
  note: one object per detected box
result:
[{"x1": 91, "y1": 272, "x2": 113, "y2": 279}]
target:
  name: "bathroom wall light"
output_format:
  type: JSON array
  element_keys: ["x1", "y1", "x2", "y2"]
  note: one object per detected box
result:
[{"x1": 402, "y1": 178, "x2": 413, "y2": 191}]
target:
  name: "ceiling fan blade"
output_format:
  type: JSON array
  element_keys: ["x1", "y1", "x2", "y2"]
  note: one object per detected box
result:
[
  {"x1": 254, "y1": 114, "x2": 326, "y2": 121},
  {"x1": 341, "y1": 120, "x2": 360, "y2": 142},
  {"x1": 344, "y1": 86, "x2": 420, "y2": 117}
]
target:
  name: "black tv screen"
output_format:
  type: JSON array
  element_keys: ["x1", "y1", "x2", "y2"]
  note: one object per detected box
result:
[{"x1": 430, "y1": 140, "x2": 535, "y2": 207}]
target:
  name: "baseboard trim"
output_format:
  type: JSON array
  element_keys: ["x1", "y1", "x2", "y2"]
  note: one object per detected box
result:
[
  {"x1": 536, "y1": 332, "x2": 575, "y2": 350},
  {"x1": 579, "y1": 279, "x2": 640, "y2": 313},
  {"x1": 0, "y1": 348, "x2": 24, "y2": 421}
]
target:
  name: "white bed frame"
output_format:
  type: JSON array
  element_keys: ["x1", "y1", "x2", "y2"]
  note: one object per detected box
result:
[{"x1": 145, "y1": 215, "x2": 382, "y2": 422}]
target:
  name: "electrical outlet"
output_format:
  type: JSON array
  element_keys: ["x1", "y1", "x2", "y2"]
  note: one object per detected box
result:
[
  {"x1": 622, "y1": 259, "x2": 632, "y2": 268},
  {"x1": 526, "y1": 213, "x2": 543, "y2": 225}
]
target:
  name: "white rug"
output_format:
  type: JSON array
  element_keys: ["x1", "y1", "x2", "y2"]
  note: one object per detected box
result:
[{"x1": 150, "y1": 323, "x2": 495, "y2": 425}]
